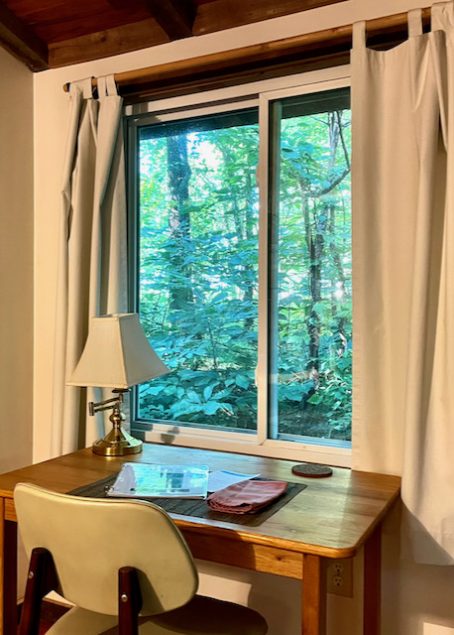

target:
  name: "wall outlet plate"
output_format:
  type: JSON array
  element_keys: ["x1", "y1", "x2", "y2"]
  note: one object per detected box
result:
[{"x1": 326, "y1": 558, "x2": 353, "y2": 597}]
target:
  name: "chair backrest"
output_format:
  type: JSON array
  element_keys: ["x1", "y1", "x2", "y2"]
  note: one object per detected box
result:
[{"x1": 14, "y1": 483, "x2": 198, "y2": 616}]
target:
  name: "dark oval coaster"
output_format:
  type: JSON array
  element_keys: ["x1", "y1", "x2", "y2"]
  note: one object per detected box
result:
[{"x1": 291, "y1": 463, "x2": 333, "y2": 478}]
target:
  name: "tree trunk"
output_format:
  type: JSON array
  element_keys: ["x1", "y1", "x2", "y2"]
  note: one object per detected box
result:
[
  {"x1": 243, "y1": 164, "x2": 256, "y2": 331},
  {"x1": 219, "y1": 145, "x2": 256, "y2": 331},
  {"x1": 308, "y1": 206, "x2": 326, "y2": 370},
  {"x1": 166, "y1": 134, "x2": 194, "y2": 313},
  {"x1": 300, "y1": 111, "x2": 349, "y2": 371}
]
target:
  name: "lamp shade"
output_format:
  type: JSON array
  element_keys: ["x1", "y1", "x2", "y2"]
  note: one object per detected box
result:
[{"x1": 67, "y1": 313, "x2": 169, "y2": 389}]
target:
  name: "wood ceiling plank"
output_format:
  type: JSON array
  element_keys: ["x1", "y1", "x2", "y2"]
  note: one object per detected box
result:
[
  {"x1": 48, "y1": 18, "x2": 168, "y2": 68},
  {"x1": 19, "y1": 0, "x2": 150, "y2": 44},
  {"x1": 0, "y1": 0, "x2": 48, "y2": 70},
  {"x1": 107, "y1": 0, "x2": 149, "y2": 9},
  {"x1": 194, "y1": 0, "x2": 347, "y2": 35},
  {"x1": 144, "y1": 0, "x2": 196, "y2": 39},
  {"x1": 9, "y1": 0, "x2": 152, "y2": 44}
]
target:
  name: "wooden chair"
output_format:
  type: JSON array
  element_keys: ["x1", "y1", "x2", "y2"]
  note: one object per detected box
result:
[{"x1": 14, "y1": 483, "x2": 268, "y2": 634}]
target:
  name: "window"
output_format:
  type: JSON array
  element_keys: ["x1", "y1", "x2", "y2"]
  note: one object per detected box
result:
[{"x1": 127, "y1": 69, "x2": 351, "y2": 465}]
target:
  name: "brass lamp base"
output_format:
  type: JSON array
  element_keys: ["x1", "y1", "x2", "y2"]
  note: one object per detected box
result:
[
  {"x1": 92, "y1": 427, "x2": 143, "y2": 457},
  {"x1": 89, "y1": 389, "x2": 143, "y2": 457}
]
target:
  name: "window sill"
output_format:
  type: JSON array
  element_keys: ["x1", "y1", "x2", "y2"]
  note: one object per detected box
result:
[{"x1": 132, "y1": 423, "x2": 351, "y2": 468}]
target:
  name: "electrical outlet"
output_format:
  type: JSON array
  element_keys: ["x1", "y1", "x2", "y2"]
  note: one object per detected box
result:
[{"x1": 326, "y1": 558, "x2": 353, "y2": 597}]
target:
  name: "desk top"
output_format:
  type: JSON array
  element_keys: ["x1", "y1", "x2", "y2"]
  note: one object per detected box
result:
[{"x1": 0, "y1": 444, "x2": 400, "y2": 559}]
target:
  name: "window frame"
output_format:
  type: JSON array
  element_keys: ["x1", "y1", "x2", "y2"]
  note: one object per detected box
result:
[{"x1": 126, "y1": 65, "x2": 352, "y2": 468}]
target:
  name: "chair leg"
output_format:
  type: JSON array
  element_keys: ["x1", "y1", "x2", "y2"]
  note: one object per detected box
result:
[
  {"x1": 118, "y1": 566, "x2": 142, "y2": 635},
  {"x1": 19, "y1": 548, "x2": 58, "y2": 635}
]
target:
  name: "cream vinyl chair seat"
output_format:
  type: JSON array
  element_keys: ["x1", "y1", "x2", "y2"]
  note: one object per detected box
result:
[{"x1": 14, "y1": 483, "x2": 268, "y2": 635}]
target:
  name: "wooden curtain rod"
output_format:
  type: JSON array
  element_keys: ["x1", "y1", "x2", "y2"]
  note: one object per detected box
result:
[{"x1": 63, "y1": 7, "x2": 431, "y2": 100}]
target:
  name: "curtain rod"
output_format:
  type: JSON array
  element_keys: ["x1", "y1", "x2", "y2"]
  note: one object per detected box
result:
[{"x1": 63, "y1": 7, "x2": 431, "y2": 99}]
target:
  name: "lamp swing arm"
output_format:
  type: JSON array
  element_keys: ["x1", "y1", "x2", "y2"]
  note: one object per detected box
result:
[{"x1": 88, "y1": 391, "x2": 127, "y2": 417}]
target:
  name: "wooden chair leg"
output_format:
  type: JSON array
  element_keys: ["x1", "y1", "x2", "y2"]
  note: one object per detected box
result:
[
  {"x1": 19, "y1": 548, "x2": 58, "y2": 635},
  {"x1": 4, "y1": 519, "x2": 18, "y2": 634},
  {"x1": 118, "y1": 566, "x2": 142, "y2": 635}
]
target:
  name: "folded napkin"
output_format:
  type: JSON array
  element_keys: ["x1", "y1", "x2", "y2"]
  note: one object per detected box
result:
[{"x1": 207, "y1": 479, "x2": 288, "y2": 514}]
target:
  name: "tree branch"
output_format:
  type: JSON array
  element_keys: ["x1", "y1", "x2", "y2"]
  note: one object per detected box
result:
[
  {"x1": 336, "y1": 110, "x2": 350, "y2": 171},
  {"x1": 313, "y1": 166, "x2": 350, "y2": 197}
]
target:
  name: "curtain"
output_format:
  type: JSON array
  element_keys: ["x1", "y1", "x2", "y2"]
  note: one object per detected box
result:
[
  {"x1": 51, "y1": 75, "x2": 128, "y2": 457},
  {"x1": 352, "y1": 2, "x2": 454, "y2": 563}
]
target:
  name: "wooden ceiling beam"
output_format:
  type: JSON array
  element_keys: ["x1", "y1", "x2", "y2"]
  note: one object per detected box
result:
[
  {"x1": 145, "y1": 0, "x2": 196, "y2": 40},
  {"x1": 194, "y1": 0, "x2": 347, "y2": 36},
  {"x1": 0, "y1": 0, "x2": 48, "y2": 71}
]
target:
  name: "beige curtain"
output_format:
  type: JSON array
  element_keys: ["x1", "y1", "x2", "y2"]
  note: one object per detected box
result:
[
  {"x1": 352, "y1": 2, "x2": 454, "y2": 563},
  {"x1": 51, "y1": 75, "x2": 128, "y2": 456}
]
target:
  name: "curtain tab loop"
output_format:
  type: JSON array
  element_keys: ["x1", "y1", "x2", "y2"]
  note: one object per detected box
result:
[
  {"x1": 97, "y1": 75, "x2": 119, "y2": 99},
  {"x1": 352, "y1": 21, "x2": 366, "y2": 49},
  {"x1": 70, "y1": 77, "x2": 93, "y2": 99},
  {"x1": 97, "y1": 76, "x2": 107, "y2": 98},
  {"x1": 105, "y1": 75, "x2": 118, "y2": 96},
  {"x1": 408, "y1": 9, "x2": 423, "y2": 37}
]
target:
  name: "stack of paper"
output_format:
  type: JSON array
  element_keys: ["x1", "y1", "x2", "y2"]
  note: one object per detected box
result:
[
  {"x1": 106, "y1": 463, "x2": 259, "y2": 500},
  {"x1": 107, "y1": 463, "x2": 209, "y2": 499}
]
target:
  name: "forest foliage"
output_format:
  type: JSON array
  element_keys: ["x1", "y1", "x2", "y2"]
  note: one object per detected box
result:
[{"x1": 136, "y1": 95, "x2": 351, "y2": 441}]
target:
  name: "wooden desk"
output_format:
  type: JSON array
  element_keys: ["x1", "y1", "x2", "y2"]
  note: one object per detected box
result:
[{"x1": 0, "y1": 444, "x2": 400, "y2": 635}]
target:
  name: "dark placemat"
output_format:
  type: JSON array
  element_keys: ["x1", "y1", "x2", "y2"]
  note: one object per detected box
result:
[{"x1": 68, "y1": 475, "x2": 307, "y2": 527}]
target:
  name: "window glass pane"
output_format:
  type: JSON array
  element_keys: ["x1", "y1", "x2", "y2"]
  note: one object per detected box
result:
[
  {"x1": 269, "y1": 88, "x2": 352, "y2": 442},
  {"x1": 137, "y1": 109, "x2": 259, "y2": 431}
]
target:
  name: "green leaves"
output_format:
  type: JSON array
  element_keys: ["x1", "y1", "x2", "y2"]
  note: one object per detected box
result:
[
  {"x1": 203, "y1": 401, "x2": 223, "y2": 415},
  {"x1": 235, "y1": 374, "x2": 250, "y2": 390},
  {"x1": 139, "y1": 368, "x2": 257, "y2": 429}
]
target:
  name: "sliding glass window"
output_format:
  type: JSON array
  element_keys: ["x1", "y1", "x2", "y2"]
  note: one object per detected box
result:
[
  {"x1": 127, "y1": 71, "x2": 351, "y2": 460},
  {"x1": 267, "y1": 88, "x2": 351, "y2": 443}
]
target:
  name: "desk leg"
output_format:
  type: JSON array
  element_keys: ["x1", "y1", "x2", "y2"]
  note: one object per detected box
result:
[
  {"x1": 302, "y1": 554, "x2": 326, "y2": 635},
  {"x1": 0, "y1": 502, "x2": 17, "y2": 635},
  {"x1": 363, "y1": 524, "x2": 381, "y2": 635}
]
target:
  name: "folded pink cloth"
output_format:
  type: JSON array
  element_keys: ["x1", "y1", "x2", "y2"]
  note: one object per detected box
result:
[{"x1": 207, "y1": 479, "x2": 288, "y2": 514}]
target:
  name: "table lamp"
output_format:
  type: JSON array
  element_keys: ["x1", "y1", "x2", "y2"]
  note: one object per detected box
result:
[{"x1": 67, "y1": 313, "x2": 169, "y2": 456}]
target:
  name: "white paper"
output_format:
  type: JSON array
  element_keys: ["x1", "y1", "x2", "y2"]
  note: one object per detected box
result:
[
  {"x1": 106, "y1": 463, "x2": 209, "y2": 499},
  {"x1": 207, "y1": 470, "x2": 259, "y2": 492}
]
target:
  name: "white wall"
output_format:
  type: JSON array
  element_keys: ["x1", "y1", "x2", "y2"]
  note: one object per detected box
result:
[
  {"x1": 0, "y1": 47, "x2": 33, "y2": 473},
  {"x1": 32, "y1": 1, "x2": 454, "y2": 633},
  {"x1": 0, "y1": 46, "x2": 34, "y2": 602}
]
